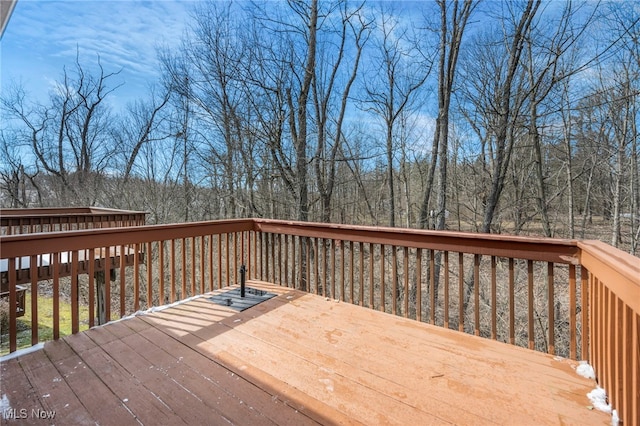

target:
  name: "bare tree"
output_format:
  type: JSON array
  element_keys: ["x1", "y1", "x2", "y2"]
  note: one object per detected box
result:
[
  {"x1": 361, "y1": 4, "x2": 431, "y2": 227},
  {"x1": 0, "y1": 130, "x2": 40, "y2": 207},
  {"x1": 313, "y1": 1, "x2": 370, "y2": 223},
  {"x1": 418, "y1": 0, "x2": 476, "y2": 231},
  {"x1": 1, "y1": 53, "x2": 122, "y2": 206}
]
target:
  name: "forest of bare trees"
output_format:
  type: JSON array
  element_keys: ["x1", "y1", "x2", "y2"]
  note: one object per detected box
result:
[{"x1": 2, "y1": 0, "x2": 640, "y2": 255}]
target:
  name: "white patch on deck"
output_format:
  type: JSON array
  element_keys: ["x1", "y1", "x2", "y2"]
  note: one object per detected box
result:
[
  {"x1": 319, "y1": 378, "x2": 334, "y2": 392},
  {"x1": 0, "y1": 342, "x2": 45, "y2": 362},
  {"x1": 576, "y1": 361, "x2": 595, "y2": 380},
  {"x1": 587, "y1": 386, "x2": 612, "y2": 413},
  {"x1": 578, "y1": 362, "x2": 618, "y2": 425},
  {"x1": 611, "y1": 409, "x2": 619, "y2": 426}
]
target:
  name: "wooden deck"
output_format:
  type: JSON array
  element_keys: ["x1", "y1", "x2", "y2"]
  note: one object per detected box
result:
[{"x1": 1, "y1": 281, "x2": 610, "y2": 425}]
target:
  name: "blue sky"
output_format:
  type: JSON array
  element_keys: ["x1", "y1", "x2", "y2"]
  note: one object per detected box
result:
[{"x1": 1, "y1": 0, "x2": 198, "y2": 110}]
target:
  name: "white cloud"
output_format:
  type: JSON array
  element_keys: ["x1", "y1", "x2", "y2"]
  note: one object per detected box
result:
[{"x1": 2, "y1": 1, "x2": 199, "y2": 109}]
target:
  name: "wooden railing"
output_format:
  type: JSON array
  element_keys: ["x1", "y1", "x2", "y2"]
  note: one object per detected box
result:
[
  {"x1": 0, "y1": 218, "x2": 637, "y2": 425},
  {"x1": 579, "y1": 240, "x2": 640, "y2": 425},
  {"x1": 1, "y1": 208, "x2": 148, "y2": 318},
  {"x1": 1, "y1": 207, "x2": 147, "y2": 235}
]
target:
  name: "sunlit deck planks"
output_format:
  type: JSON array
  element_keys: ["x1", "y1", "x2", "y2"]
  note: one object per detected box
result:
[{"x1": 1, "y1": 281, "x2": 610, "y2": 425}]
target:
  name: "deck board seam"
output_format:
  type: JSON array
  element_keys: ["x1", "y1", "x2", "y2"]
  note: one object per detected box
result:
[
  {"x1": 107, "y1": 318, "x2": 283, "y2": 426},
  {"x1": 135, "y1": 312, "x2": 353, "y2": 426},
  {"x1": 45, "y1": 338, "x2": 138, "y2": 425}
]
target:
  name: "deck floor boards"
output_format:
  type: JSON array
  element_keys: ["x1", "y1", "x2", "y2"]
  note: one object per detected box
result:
[{"x1": 1, "y1": 281, "x2": 610, "y2": 425}]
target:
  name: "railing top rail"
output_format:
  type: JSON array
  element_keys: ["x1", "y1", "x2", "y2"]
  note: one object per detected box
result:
[
  {"x1": 252, "y1": 219, "x2": 580, "y2": 264},
  {"x1": 0, "y1": 207, "x2": 148, "y2": 218},
  {"x1": 579, "y1": 240, "x2": 640, "y2": 313},
  {"x1": 6, "y1": 217, "x2": 636, "y2": 270},
  {"x1": 0, "y1": 218, "x2": 254, "y2": 258}
]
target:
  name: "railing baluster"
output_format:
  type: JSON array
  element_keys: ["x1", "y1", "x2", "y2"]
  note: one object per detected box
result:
[
  {"x1": 580, "y1": 266, "x2": 588, "y2": 361},
  {"x1": 146, "y1": 242, "x2": 153, "y2": 309},
  {"x1": 528, "y1": 259, "x2": 534, "y2": 350},
  {"x1": 293, "y1": 236, "x2": 298, "y2": 289},
  {"x1": 298, "y1": 236, "x2": 304, "y2": 291},
  {"x1": 191, "y1": 237, "x2": 196, "y2": 295},
  {"x1": 315, "y1": 238, "x2": 320, "y2": 295},
  {"x1": 178, "y1": 238, "x2": 187, "y2": 300},
  {"x1": 276, "y1": 234, "x2": 281, "y2": 285},
  {"x1": 134, "y1": 243, "x2": 140, "y2": 312},
  {"x1": 306, "y1": 237, "x2": 311, "y2": 293},
  {"x1": 54, "y1": 252, "x2": 61, "y2": 337},
  {"x1": 548, "y1": 262, "x2": 554, "y2": 354},
  {"x1": 569, "y1": 264, "x2": 576, "y2": 359},
  {"x1": 474, "y1": 254, "x2": 480, "y2": 336},
  {"x1": 341, "y1": 241, "x2": 345, "y2": 302},
  {"x1": 120, "y1": 244, "x2": 126, "y2": 317},
  {"x1": 200, "y1": 236, "x2": 205, "y2": 294},
  {"x1": 283, "y1": 234, "x2": 287, "y2": 287},
  {"x1": 284, "y1": 234, "x2": 288, "y2": 286},
  {"x1": 254, "y1": 231, "x2": 258, "y2": 280},
  {"x1": 170, "y1": 239, "x2": 176, "y2": 303},
  {"x1": 276, "y1": 234, "x2": 282, "y2": 287},
  {"x1": 605, "y1": 286, "x2": 613, "y2": 399},
  {"x1": 350, "y1": 242, "x2": 355, "y2": 305},
  {"x1": 416, "y1": 248, "x2": 422, "y2": 322},
  {"x1": 105, "y1": 246, "x2": 111, "y2": 322},
  {"x1": 443, "y1": 251, "x2": 449, "y2": 328},
  {"x1": 330, "y1": 239, "x2": 335, "y2": 299},
  {"x1": 322, "y1": 239, "x2": 328, "y2": 298},
  {"x1": 491, "y1": 256, "x2": 497, "y2": 340},
  {"x1": 159, "y1": 241, "x2": 165, "y2": 305},
  {"x1": 9, "y1": 257, "x2": 16, "y2": 352},
  {"x1": 240, "y1": 231, "x2": 241, "y2": 286},
  {"x1": 264, "y1": 233, "x2": 269, "y2": 284},
  {"x1": 509, "y1": 258, "x2": 515, "y2": 345},
  {"x1": 458, "y1": 253, "x2": 464, "y2": 333},
  {"x1": 181, "y1": 238, "x2": 187, "y2": 298},
  {"x1": 227, "y1": 233, "x2": 232, "y2": 287},
  {"x1": 615, "y1": 298, "x2": 623, "y2": 420},
  {"x1": 631, "y1": 306, "x2": 638, "y2": 426},
  {"x1": 380, "y1": 244, "x2": 385, "y2": 312},
  {"x1": 596, "y1": 277, "x2": 604, "y2": 387},
  {"x1": 589, "y1": 273, "x2": 596, "y2": 372},
  {"x1": 403, "y1": 247, "x2": 408, "y2": 318},
  {"x1": 430, "y1": 250, "x2": 436, "y2": 325},
  {"x1": 249, "y1": 231, "x2": 258, "y2": 279},
  {"x1": 234, "y1": 232, "x2": 239, "y2": 284},
  {"x1": 218, "y1": 235, "x2": 223, "y2": 288},
  {"x1": 392, "y1": 246, "x2": 397, "y2": 315},
  {"x1": 87, "y1": 248, "x2": 96, "y2": 326},
  {"x1": 284, "y1": 235, "x2": 289, "y2": 288},
  {"x1": 369, "y1": 243, "x2": 374, "y2": 309},
  {"x1": 71, "y1": 251, "x2": 78, "y2": 335},
  {"x1": 359, "y1": 242, "x2": 364, "y2": 307},
  {"x1": 30, "y1": 254, "x2": 38, "y2": 344}
]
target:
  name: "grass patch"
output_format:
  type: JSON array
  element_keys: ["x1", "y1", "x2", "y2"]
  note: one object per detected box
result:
[{"x1": 0, "y1": 295, "x2": 90, "y2": 356}]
